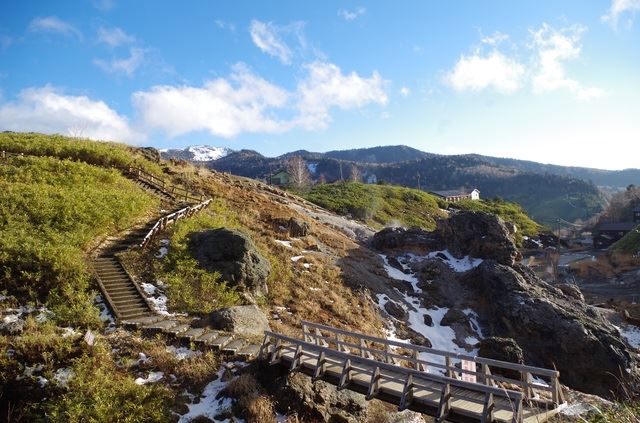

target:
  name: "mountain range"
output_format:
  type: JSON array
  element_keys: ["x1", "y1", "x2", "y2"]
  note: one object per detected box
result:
[{"x1": 160, "y1": 144, "x2": 640, "y2": 226}]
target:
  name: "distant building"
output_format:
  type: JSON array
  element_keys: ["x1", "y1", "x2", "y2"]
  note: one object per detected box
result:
[
  {"x1": 593, "y1": 221, "x2": 638, "y2": 248},
  {"x1": 270, "y1": 170, "x2": 292, "y2": 186},
  {"x1": 634, "y1": 205, "x2": 640, "y2": 223},
  {"x1": 429, "y1": 188, "x2": 480, "y2": 202},
  {"x1": 365, "y1": 173, "x2": 378, "y2": 184}
]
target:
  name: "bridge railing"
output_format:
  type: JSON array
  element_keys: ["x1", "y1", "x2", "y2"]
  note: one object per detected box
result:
[
  {"x1": 139, "y1": 199, "x2": 212, "y2": 249},
  {"x1": 261, "y1": 330, "x2": 525, "y2": 422},
  {"x1": 300, "y1": 320, "x2": 565, "y2": 407},
  {"x1": 124, "y1": 166, "x2": 205, "y2": 203}
]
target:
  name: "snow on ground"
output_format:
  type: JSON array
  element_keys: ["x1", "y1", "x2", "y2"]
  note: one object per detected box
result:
[
  {"x1": 53, "y1": 367, "x2": 74, "y2": 387},
  {"x1": 379, "y1": 254, "x2": 422, "y2": 293},
  {"x1": 166, "y1": 346, "x2": 202, "y2": 361},
  {"x1": 187, "y1": 145, "x2": 230, "y2": 161},
  {"x1": 614, "y1": 323, "x2": 640, "y2": 349},
  {"x1": 307, "y1": 163, "x2": 318, "y2": 174},
  {"x1": 274, "y1": 240, "x2": 292, "y2": 248},
  {"x1": 156, "y1": 247, "x2": 169, "y2": 259},
  {"x1": 135, "y1": 371, "x2": 164, "y2": 385},
  {"x1": 141, "y1": 283, "x2": 157, "y2": 295},
  {"x1": 140, "y1": 281, "x2": 180, "y2": 316},
  {"x1": 95, "y1": 294, "x2": 116, "y2": 328},
  {"x1": 291, "y1": 255, "x2": 304, "y2": 262},
  {"x1": 178, "y1": 362, "x2": 248, "y2": 423},
  {"x1": 425, "y1": 250, "x2": 483, "y2": 272}
]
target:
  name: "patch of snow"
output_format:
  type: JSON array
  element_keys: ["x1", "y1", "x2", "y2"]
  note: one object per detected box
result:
[
  {"x1": 303, "y1": 263, "x2": 311, "y2": 269},
  {"x1": 36, "y1": 376, "x2": 48, "y2": 387},
  {"x1": 291, "y1": 255, "x2": 304, "y2": 262},
  {"x1": 135, "y1": 371, "x2": 164, "y2": 385},
  {"x1": 137, "y1": 352, "x2": 151, "y2": 365},
  {"x1": 0, "y1": 295, "x2": 7, "y2": 301},
  {"x1": 160, "y1": 239, "x2": 170, "y2": 246},
  {"x1": 532, "y1": 376, "x2": 550, "y2": 387},
  {"x1": 53, "y1": 367, "x2": 74, "y2": 387},
  {"x1": 561, "y1": 402, "x2": 596, "y2": 417},
  {"x1": 615, "y1": 324, "x2": 640, "y2": 349},
  {"x1": 178, "y1": 363, "x2": 248, "y2": 423},
  {"x1": 463, "y1": 309, "x2": 484, "y2": 339},
  {"x1": 307, "y1": 163, "x2": 318, "y2": 174},
  {"x1": 166, "y1": 346, "x2": 202, "y2": 361},
  {"x1": 425, "y1": 250, "x2": 483, "y2": 272},
  {"x1": 141, "y1": 283, "x2": 157, "y2": 296},
  {"x1": 147, "y1": 294, "x2": 170, "y2": 315},
  {"x1": 155, "y1": 246, "x2": 168, "y2": 259},
  {"x1": 62, "y1": 327, "x2": 79, "y2": 338},
  {"x1": 464, "y1": 336, "x2": 479, "y2": 345},
  {"x1": 95, "y1": 295, "x2": 115, "y2": 328},
  {"x1": 379, "y1": 254, "x2": 422, "y2": 293},
  {"x1": 3, "y1": 314, "x2": 19, "y2": 324},
  {"x1": 275, "y1": 240, "x2": 293, "y2": 248}
]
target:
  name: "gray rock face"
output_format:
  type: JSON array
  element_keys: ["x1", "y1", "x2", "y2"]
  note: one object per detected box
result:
[
  {"x1": 288, "y1": 217, "x2": 311, "y2": 237},
  {"x1": 463, "y1": 261, "x2": 640, "y2": 398},
  {"x1": 556, "y1": 283, "x2": 585, "y2": 302},
  {"x1": 201, "y1": 305, "x2": 270, "y2": 337},
  {"x1": 278, "y1": 372, "x2": 368, "y2": 422},
  {"x1": 370, "y1": 226, "x2": 440, "y2": 253},
  {"x1": 437, "y1": 211, "x2": 521, "y2": 265},
  {"x1": 189, "y1": 228, "x2": 271, "y2": 296},
  {"x1": 478, "y1": 337, "x2": 524, "y2": 380}
]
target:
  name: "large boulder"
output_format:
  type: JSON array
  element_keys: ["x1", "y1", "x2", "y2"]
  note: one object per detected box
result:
[
  {"x1": 189, "y1": 228, "x2": 271, "y2": 296},
  {"x1": 437, "y1": 211, "x2": 521, "y2": 265},
  {"x1": 478, "y1": 337, "x2": 524, "y2": 380},
  {"x1": 462, "y1": 260, "x2": 640, "y2": 398},
  {"x1": 289, "y1": 217, "x2": 311, "y2": 238},
  {"x1": 200, "y1": 305, "x2": 270, "y2": 337}
]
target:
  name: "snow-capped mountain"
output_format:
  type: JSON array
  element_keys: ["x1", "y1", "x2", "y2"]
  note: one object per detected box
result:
[{"x1": 160, "y1": 145, "x2": 233, "y2": 162}]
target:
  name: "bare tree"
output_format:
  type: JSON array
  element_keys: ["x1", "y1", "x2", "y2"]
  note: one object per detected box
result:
[
  {"x1": 349, "y1": 164, "x2": 361, "y2": 182},
  {"x1": 286, "y1": 155, "x2": 311, "y2": 188}
]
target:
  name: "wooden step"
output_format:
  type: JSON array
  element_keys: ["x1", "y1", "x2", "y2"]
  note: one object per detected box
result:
[
  {"x1": 119, "y1": 310, "x2": 151, "y2": 320},
  {"x1": 179, "y1": 327, "x2": 205, "y2": 341},
  {"x1": 144, "y1": 319, "x2": 178, "y2": 332},
  {"x1": 120, "y1": 315, "x2": 164, "y2": 328},
  {"x1": 222, "y1": 338, "x2": 246, "y2": 354},
  {"x1": 163, "y1": 323, "x2": 191, "y2": 336},
  {"x1": 194, "y1": 330, "x2": 219, "y2": 345},
  {"x1": 109, "y1": 291, "x2": 139, "y2": 299},
  {"x1": 104, "y1": 284, "x2": 137, "y2": 292},
  {"x1": 112, "y1": 298, "x2": 147, "y2": 307}
]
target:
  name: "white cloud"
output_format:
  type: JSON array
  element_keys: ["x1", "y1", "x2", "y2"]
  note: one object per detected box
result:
[
  {"x1": 338, "y1": 7, "x2": 366, "y2": 21},
  {"x1": 530, "y1": 24, "x2": 605, "y2": 100},
  {"x1": 132, "y1": 63, "x2": 290, "y2": 138},
  {"x1": 445, "y1": 23, "x2": 604, "y2": 100},
  {"x1": 445, "y1": 50, "x2": 525, "y2": 94},
  {"x1": 93, "y1": 0, "x2": 115, "y2": 11},
  {"x1": 399, "y1": 86, "x2": 411, "y2": 97},
  {"x1": 28, "y1": 16, "x2": 82, "y2": 39},
  {"x1": 94, "y1": 48, "x2": 146, "y2": 76},
  {"x1": 0, "y1": 86, "x2": 139, "y2": 142},
  {"x1": 133, "y1": 61, "x2": 388, "y2": 137},
  {"x1": 249, "y1": 20, "x2": 293, "y2": 64},
  {"x1": 295, "y1": 61, "x2": 388, "y2": 129},
  {"x1": 97, "y1": 26, "x2": 135, "y2": 47},
  {"x1": 602, "y1": 0, "x2": 640, "y2": 28}
]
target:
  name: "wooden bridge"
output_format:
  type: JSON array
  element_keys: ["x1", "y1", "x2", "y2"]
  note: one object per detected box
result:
[{"x1": 260, "y1": 321, "x2": 566, "y2": 423}]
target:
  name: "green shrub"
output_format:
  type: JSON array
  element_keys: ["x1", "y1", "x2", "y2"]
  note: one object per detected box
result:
[
  {"x1": 304, "y1": 182, "x2": 446, "y2": 230},
  {"x1": 612, "y1": 225, "x2": 640, "y2": 253},
  {"x1": 0, "y1": 156, "x2": 159, "y2": 325},
  {"x1": 155, "y1": 202, "x2": 242, "y2": 314}
]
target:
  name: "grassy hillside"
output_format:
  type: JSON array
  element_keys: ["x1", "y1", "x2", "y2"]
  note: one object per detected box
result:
[
  {"x1": 0, "y1": 155, "x2": 159, "y2": 325},
  {"x1": 612, "y1": 225, "x2": 640, "y2": 254},
  {"x1": 304, "y1": 182, "x2": 447, "y2": 230},
  {"x1": 0, "y1": 132, "x2": 164, "y2": 175},
  {"x1": 304, "y1": 182, "x2": 541, "y2": 241}
]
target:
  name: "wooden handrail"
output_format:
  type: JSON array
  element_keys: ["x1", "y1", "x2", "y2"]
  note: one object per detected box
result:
[
  {"x1": 301, "y1": 320, "x2": 563, "y2": 406},
  {"x1": 139, "y1": 199, "x2": 212, "y2": 249}
]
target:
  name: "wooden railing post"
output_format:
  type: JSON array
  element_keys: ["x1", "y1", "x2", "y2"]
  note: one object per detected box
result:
[
  {"x1": 366, "y1": 366, "x2": 381, "y2": 400},
  {"x1": 522, "y1": 371, "x2": 533, "y2": 401},
  {"x1": 436, "y1": 382, "x2": 451, "y2": 422},
  {"x1": 338, "y1": 358, "x2": 352, "y2": 390},
  {"x1": 399, "y1": 374, "x2": 414, "y2": 411},
  {"x1": 446, "y1": 356, "x2": 455, "y2": 378},
  {"x1": 482, "y1": 392, "x2": 495, "y2": 423},
  {"x1": 313, "y1": 351, "x2": 326, "y2": 382}
]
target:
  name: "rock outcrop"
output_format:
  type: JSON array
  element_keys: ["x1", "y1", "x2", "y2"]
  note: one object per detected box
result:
[
  {"x1": 370, "y1": 226, "x2": 440, "y2": 253},
  {"x1": 462, "y1": 261, "x2": 640, "y2": 398},
  {"x1": 189, "y1": 228, "x2": 271, "y2": 296},
  {"x1": 198, "y1": 305, "x2": 270, "y2": 337},
  {"x1": 436, "y1": 211, "x2": 521, "y2": 265}
]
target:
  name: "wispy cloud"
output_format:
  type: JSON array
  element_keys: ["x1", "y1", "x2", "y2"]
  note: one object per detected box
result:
[
  {"x1": 530, "y1": 24, "x2": 604, "y2": 100},
  {"x1": 602, "y1": 0, "x2": 640, "y2": 28},
  {"x1": 215, "y1": 20, "x2": 236, "y2": 32},
  {"x1": 132, "y1": 61, "x2": 388, "y2": 138},
  {"x1": 399, "y1": 86, "x2": 411, "y2": 97},
  {"x1": 249, "y1": 20, "x2": 295, "y2": 64},
  {"x1": 0, "y1": 85, "x2": 140, "y2": 142},
  {"x1": 94, "y1": 47, "x2": 146, "y2": 77},
  {"x1": 93, "y1": 0, "x2": 116, "y2": 12},
  {"x1": 28, "y1": 16, "x2": 82, "y2": 39},
  {"x1": 338, "y1": 7, "x2": 366, "y2": 21},
  {"x1": 97, "y1": 26, "x2": 135, "y2": 47},
  {"x1": 445, "y1": 23, "x2": 604, "y2": 100}
]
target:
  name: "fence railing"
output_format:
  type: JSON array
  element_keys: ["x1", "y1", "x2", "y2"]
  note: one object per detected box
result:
[
  {"x1": 300, "y1": 321, "x2": 565, "y2": 407},
  {"x1": 124, "y1": 166, "x2": 205, "y2": 203},
  {"x1": 139, "y1": 199, "x2": 212, "y2": 249}
]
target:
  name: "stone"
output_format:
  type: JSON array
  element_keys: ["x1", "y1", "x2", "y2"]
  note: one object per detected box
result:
[
  {"x1": 437, "y1": 211, "x2": 521, "y2": 265},
  {"x1": 0, "y1": 316, "x2": 25, "y2": 335},
  {"x1": 200, "y1": 305, "x2": 270, "y2": 337},
  {"x1": 423, "y1": 314, "x2": 433, "y2": 327},
  {"x1": 189, "y1": 228, "x2": 271, "y2": 296},
  {"x1": 478, "y1": 337, "x2": 524, "y2": 380},
  {"x1": 556, "y1": 283, "x2": 585, "y2": 302},
  {"x1": 289, "y1": 217, "x2": 311, "y2": 237},
  {"x1": 383, "y1": 301, "x2": 407, "y2": 320},
  {"x1": 370, "y1": 226, "x2": 440, "y2": 253},
  {"x1": 440, "y1": 308, "x2": 469, "y2": 327}
]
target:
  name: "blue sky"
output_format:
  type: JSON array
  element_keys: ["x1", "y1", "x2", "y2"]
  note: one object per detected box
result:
[{"x1": 0, "y1": 1, "x2": 639, "y2": 169}]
